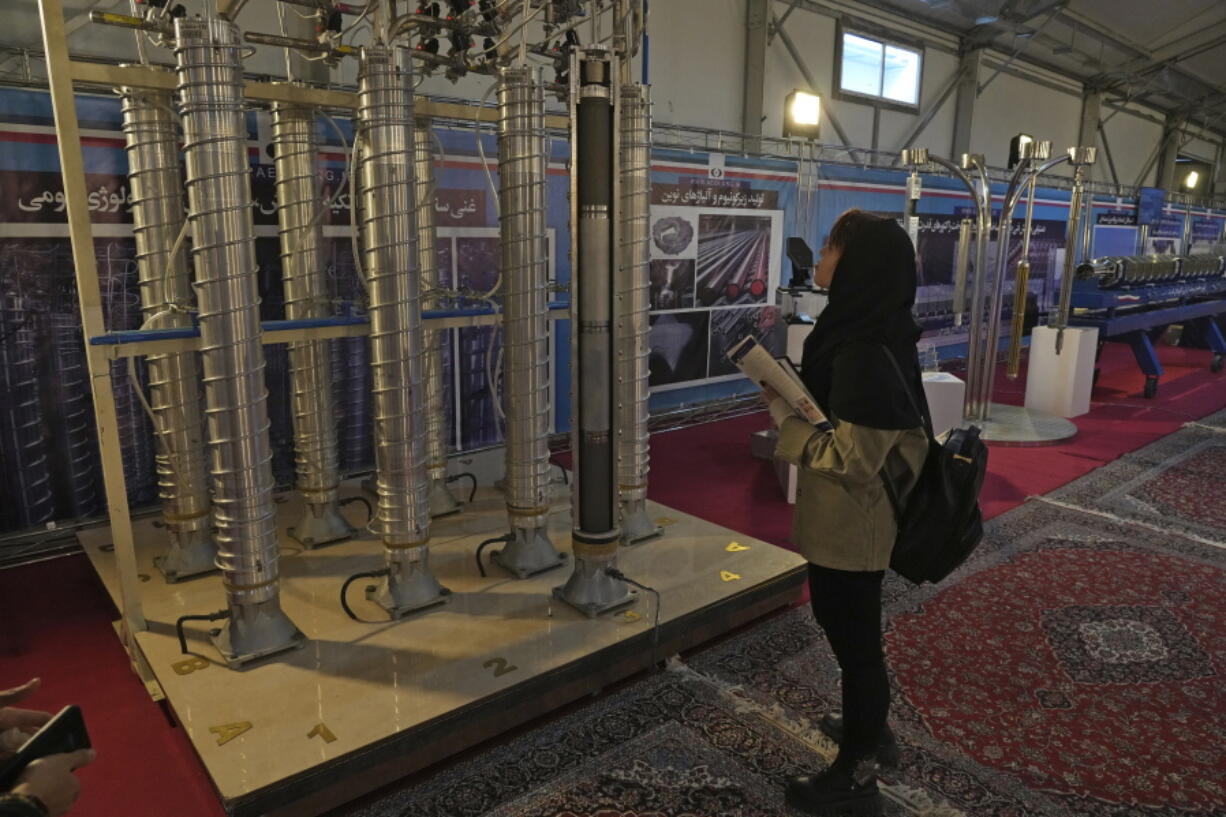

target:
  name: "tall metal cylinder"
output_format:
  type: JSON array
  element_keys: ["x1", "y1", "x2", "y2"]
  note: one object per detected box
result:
[
  {"x1": 413, "y1": 118, "x2": 461, "y2": 518},
  {"x1": 120, "y1": 83, "x2": 215, "y2": 581},
  {"x1": 951, "y1": 218, "x2": 972, "y2": 328},
  {"x1": 965, "y1": 167, "x2": 992, "y2": 420},
  {"x1": 357, "y1": 44, "x2": 448, "y2": 616},
  {"x1": 1054, "y1": 166, "x2": 1087, "y2": 353},
  {"x1": 555, "y1": 49, "x2": 635, "y2": 617},
  {"x1": 271, "y1": 99, "x2": 355, "y2": 548},
  {"x1": 492, "y1": 66, "x2": 566, "y2": 577},
  {"x1": 616, "y1": 83, "x2": 658, "y2": 545},
  {"x1": 175, "y1": 17, "x2": 302, "y2": 664}
]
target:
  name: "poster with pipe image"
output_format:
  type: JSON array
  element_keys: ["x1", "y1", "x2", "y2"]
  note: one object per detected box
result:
[{"x1": 647, "y1": 204, "x2": 784, "y2": 391}]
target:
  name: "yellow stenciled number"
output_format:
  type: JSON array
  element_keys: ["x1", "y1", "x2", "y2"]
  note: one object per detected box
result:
[
  {"x1": 725, "y1": 542, "x2": 750, "y2": 552},
  {"x1": 307, "y1": 723, "x2": 337, "y2": 744},
  {"x1": 171, "y1": 656, "x2": 209, "y2": 676},
  {"x1": 483, "y1": 657, "x2": 519, "y2": 677},
  {"x1": 209, "y1": 722, "x2": 251, "y2": 746},
  {"x1": 617, "y1": 610, "x2": 642, "y2": 623},
  {"x1": 720, "y1": 570, "x2": 742, "y2": 582}
]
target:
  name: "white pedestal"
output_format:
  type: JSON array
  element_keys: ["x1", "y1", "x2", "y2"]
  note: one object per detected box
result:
[
  {"x1": 1024, "y1": 325, "x2": 1099, "y2": 418},
  {"x1": 922, "y1": 371, "x2": 966, "y2": 437}
]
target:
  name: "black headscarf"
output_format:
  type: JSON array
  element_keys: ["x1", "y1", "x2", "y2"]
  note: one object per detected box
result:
[{"x1": 801, "y1": 217, "x2": 926, "y2": 430}]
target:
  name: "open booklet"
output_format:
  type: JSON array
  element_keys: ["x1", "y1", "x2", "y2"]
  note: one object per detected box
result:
[{"x1": 726, "y1": 335, "x2": 828, "y2": 426}]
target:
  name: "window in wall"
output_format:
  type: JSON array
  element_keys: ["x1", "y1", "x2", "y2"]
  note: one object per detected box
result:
[{"x1": 838, "y1": 30, "x2": 921, "y2": 107}]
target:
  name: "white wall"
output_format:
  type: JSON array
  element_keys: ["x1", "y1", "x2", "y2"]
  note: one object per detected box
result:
[{"x1": 648, "y1": 0, "x2": 746, "y2": 131}]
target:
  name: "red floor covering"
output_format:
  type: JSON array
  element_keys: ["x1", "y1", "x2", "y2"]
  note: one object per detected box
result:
[{"x1": 0, "y1": 340, "x2": 1223, "y2": 817}]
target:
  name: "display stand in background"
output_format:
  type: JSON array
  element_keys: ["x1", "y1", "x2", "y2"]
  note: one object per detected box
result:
[
  {"x1": 1025, "y1": 325, "x2": 1098, "y2": 418},
  {"x1": 922, "y1": 371, "x2": 966, "y2": 437}
]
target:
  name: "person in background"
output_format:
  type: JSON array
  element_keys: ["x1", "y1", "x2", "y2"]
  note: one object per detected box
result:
[
  {"x1": 761, "y1": 210, "x2": 928, "y2": 816},
  {"x1": 0, "y1": 679, "x2": 95, "y2": 817}
]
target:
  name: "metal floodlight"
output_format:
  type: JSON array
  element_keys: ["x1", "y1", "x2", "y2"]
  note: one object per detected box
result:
[
  {"x1": 1067, "y1": 146, "x2": 1097, "y2": 166},
  {"x1": 784, "y1": 89, "x2": 821, "y2": 139},
  {"x1": 1184, "y1": 169, "x2": 1200, "y2": 191},
  {"x1": 960, "y1": 153, "x2": 984, "y2": 171},
  {"x1": 1008, "y1": 133, "x2": 1033, "y2": 169}
]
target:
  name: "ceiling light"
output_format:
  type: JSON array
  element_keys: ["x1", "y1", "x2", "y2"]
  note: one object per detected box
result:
[
  {"x1": 1184, "y1": 170, "x2": 1200, "y2": 191},
  {"x1": 784, "y1": 90, "x2": 821, "y2": 140}
]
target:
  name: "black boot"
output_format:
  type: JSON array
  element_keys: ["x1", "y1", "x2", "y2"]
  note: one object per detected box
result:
[
  {"x1": 818, "y1": 712, "x2": 901, "y2": 769},
  {"x1": 786, "y1": 757, "x2": 882, "y2": 816}
]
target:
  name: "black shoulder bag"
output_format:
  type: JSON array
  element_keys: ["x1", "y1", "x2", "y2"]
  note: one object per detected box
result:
[{"x1": 878, "y1": 348, "x2": 988, "y2": 584}]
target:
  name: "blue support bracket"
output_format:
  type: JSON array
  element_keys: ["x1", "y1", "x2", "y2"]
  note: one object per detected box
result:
[
  {"x1": 1122, "y1": 330, "x2": 1163, "y2": 378},
  {"x1": 1199, "y1": 317, "x2": 1226, "y2": 356}
]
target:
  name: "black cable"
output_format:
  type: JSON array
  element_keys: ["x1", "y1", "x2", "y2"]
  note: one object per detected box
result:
[
  {"x1": 447, "y1": 472, "x2": 479, "y2": 503},
  {"x1": 550, "y1": 457, "x2": 569, "y2": 485},
  {"x1": 605, "y1": 568, "x2": 662, "y2": 671},
  {"x1": 475, "y1": 534, "x2": 513, "y2": 577},
  {"x1": 340, "y1": 569, "x2": 390, "y2": 622},
  {"x1": 339, "y1": 495, "x2": 374, "y2": 522},
  {"x1": 175, "y1": 610, "x2": 230, "y2": 655}
]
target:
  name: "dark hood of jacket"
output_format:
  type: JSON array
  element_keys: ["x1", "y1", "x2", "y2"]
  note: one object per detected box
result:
[{"x1": 801, "y1": 217, "x2": 925, "y2": 430}]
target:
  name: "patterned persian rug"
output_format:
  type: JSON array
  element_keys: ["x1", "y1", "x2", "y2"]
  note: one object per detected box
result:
[
  {"x1": 349, "y1": 428, "x2": 1225, "y2": 817},
  {"x1": 1046, "y1": 409, "x2": 1226, "y2": 545}
]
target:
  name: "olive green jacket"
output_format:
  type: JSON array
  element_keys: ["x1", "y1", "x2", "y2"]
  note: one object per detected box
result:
[{"x1": 775, "y1": 415, "x2": 927, "y2": 572}]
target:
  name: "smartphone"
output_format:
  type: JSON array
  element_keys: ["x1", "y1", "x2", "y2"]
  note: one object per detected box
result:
[{"x1": 0, "y1": 705, "x2": 91, "y2": 789}]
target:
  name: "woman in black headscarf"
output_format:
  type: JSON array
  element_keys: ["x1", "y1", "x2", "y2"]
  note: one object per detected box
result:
[{"x1": 762, "y1": 210, "x2": 929, "y2": 816}]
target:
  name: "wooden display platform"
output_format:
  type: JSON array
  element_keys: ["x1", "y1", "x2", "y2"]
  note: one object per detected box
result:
[{"x1": 78, "y1": 481, "x2": 806, "y2": 817}]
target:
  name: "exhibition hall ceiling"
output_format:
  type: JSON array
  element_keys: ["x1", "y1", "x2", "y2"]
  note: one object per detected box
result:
[{"x1": 864, "y1": 0, "x2": 1226, "y2": 133}]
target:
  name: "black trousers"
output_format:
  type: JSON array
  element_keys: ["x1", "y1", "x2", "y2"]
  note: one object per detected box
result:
[{"x1": 807, "y1": 563, "x2": 889, "y2": 764}]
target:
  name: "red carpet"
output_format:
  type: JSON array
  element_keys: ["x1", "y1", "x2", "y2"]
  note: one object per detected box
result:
[
  {"x1": 646, "y1": 341, "x2": 1226, "y2": 534},
  {"x1": 0, "y1": 339, "x2": 1222, "y2": 817},
  {"x1": 0, "y1": 556, "x2": 224, "y2": 817}
]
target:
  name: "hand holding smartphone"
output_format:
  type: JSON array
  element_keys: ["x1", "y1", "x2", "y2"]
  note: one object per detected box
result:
[{"x1": 0, "y1": 705, "x2": 91, "y2": 791}]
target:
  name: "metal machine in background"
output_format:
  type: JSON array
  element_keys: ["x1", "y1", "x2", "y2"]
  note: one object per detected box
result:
[
  {"x1": 1072, "y1": 253, "x2": 1226, "y2": 397},
  {"x1": 777, "y1": 237, "x2": 826, "y2": 365},
  {"x1": 900, "y1": 142, "x2": 1098, "y2": 443}
]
